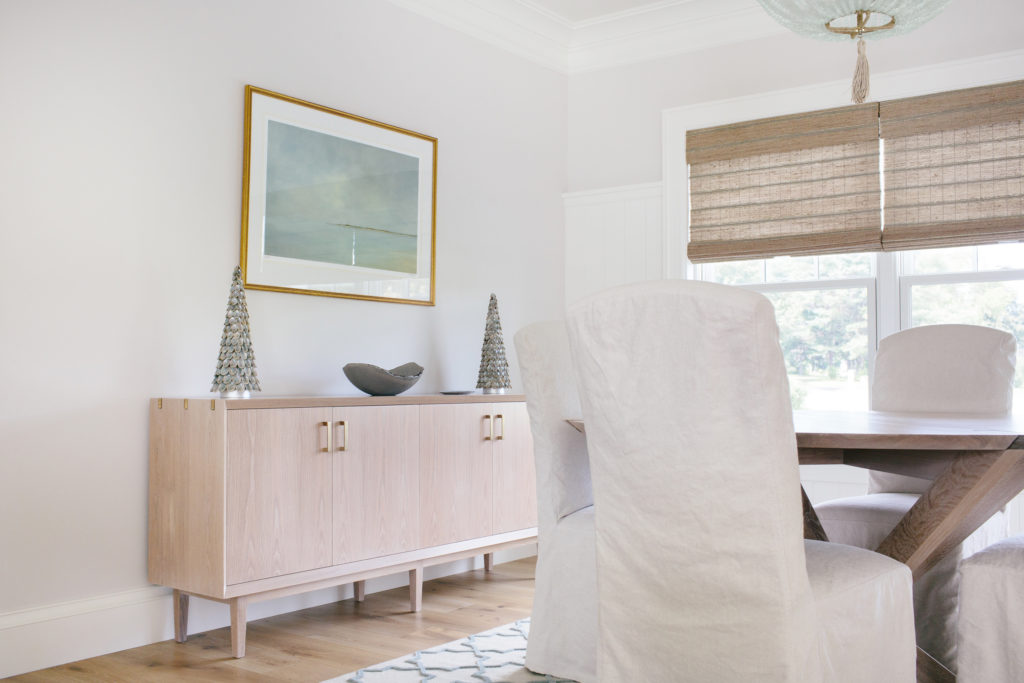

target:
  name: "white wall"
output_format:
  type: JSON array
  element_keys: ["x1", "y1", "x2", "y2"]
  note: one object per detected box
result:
[{"x1": 0, "y1": 0, "x2": 565, "y2": 675}]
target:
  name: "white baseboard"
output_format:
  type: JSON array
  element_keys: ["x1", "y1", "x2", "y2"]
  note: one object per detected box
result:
[{"x1": 0, "y1": 545, "x2": 537, "y2": 679}]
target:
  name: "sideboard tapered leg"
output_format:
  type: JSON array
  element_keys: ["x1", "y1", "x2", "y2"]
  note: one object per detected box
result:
[
  {"x1": 409, "y1": 568, "x2": 423, "y2": 612},
  {"x1": 230, "y1": 597, "x2": 248, "y2": 658},
  {"x1": 173, "y1": 590, "x2": 189, "y2": 643}
]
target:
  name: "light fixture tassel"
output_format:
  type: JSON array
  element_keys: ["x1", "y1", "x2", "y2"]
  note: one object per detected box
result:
[{"x1": 852, "y1": 37, "x2": 870, "y2": 104}]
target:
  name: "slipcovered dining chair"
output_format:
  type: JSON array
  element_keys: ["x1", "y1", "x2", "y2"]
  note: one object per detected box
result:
[
  {"x1": 957, "y1": 535, "x2": 1024, "y2": 683},
  {"x1": 567, "y1": 280, "x2": 916, "y2": 682},
  {"x1": 815, "y1": 324, "x2": 1016, "y2": 672},
  {"x1": 514, "y1": 320, "x2": 597, "y2": 682}
]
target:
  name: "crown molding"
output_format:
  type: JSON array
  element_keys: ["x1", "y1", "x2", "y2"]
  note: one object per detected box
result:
[
  {"x1": 567, "y1": 0, "x2": 785, "y2": 73},
  {"x1": 387, "y1": 0, "x2": 786, "y2": 74}
]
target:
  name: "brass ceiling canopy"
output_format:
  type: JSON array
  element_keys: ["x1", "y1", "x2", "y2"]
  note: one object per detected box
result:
[{"x1": 826, "y1": 10, "x2": 896, "y2": 38}]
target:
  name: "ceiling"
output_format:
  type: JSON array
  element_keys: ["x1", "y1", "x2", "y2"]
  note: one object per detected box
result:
[{"x1": 386, "y1": 0, "x2": 783, "y2": 73}]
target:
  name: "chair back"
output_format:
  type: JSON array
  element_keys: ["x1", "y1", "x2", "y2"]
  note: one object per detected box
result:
[
  {"x1": 567, "y1": 280, "x2": 816, "y2": 682},
  {"x1": 514, "y1": 321, "x2": 593, "y2": 533},
  {"x1": 868, "y1": 324, "x2": 1016, "y2": 494}
]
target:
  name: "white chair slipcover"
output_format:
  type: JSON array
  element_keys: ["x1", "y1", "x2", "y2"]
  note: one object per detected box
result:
[
  {"x1": 567, "y1": 280, "x2": 916, "y2": 682},
  {"x1": 815, "y1": 324, "x2": 1016, "y2": 671},
  {"x1": 514, "y1": 321, "x2": 597, "y2": 682},
  {"x1": 957, "y1": 535, "x2": 1024, "y2": 683}
]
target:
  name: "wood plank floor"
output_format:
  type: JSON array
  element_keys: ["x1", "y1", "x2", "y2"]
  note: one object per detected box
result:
[{"x1": 11, "y1": 557, "x2": 537, "y2": 683}]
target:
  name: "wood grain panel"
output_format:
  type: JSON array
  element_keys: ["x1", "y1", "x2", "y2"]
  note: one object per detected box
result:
[
  {"x1": 794, "y1": 410, "x2": 1023, "y2": 451},
  {"x1": 492, "y1": 403, "x2": 538, "y2": 534},
  {"x1": 841, "y1": 449, "x2": 955, "y2": 480},
  {"x1": 221, "y1": 528, "x2": 536, "y2": 599},
  {"x1": 797, "y1": 448, "x2": 844, "y2": 465},
  {"x1": 147, "y1": 398, "x2": 226, "y2": 597},
  {"x1": 223, "y1": 394, "x2": 526, "y2": 410},
  {"x1": 333, "y1": 405, "x2": 420, "y2": 564},
  {"x1": 876, "y1": 448, "x2": 1024, "y2": 578},
  {"x1": 419, "y1": 404, "x2": 492, "y2": 547},
  {"x1": 226, "y1": 408, "x2": 333, "y2": 584}
]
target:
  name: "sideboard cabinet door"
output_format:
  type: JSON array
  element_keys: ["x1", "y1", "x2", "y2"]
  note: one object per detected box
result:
[
  {"x1": 332, "y1": 405, "x2": 420, "y2": 564},
  {"x1": 491, "y1": 403, "x2": 538, "y2": 534},
  {"x1": 226, "y1": 407, "x2": 333, "y2": 584},
  {"x1": 419, "y1": 404, "x2": 493, "y2": 547}
]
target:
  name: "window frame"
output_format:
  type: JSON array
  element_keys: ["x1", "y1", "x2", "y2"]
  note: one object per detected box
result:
[
  {"x1": 897, "y1": 258, "x2": 1024, "y2": 330},
  {"x1": 695, "y1": 260, "x2": 878, "y2": 409}
]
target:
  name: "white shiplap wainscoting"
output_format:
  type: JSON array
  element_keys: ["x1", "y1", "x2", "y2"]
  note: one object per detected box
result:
[{"x1": 563, "y1": 182, "x2": 665, "y2": 305}]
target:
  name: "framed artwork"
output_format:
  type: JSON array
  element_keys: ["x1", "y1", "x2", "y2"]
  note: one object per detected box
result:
[{"x1": 240, "y1": 86, "x2": 437, "y2": 305}]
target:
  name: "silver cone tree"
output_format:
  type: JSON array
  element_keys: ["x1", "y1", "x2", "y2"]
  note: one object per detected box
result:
[
  {"x1": 476, "y1": 293, "x2": 511, "y2": 394},
  {"x1": 211, "y1": 266, "x2": 261, "y2": 397}
]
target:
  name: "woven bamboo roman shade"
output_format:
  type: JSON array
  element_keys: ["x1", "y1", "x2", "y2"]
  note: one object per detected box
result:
[
  {"x1": 880, "y1": 80, "x2": 1024, "y2": 251},
  {"x1": 687, "y1": 103, "x2": 881, "y2": 263}
]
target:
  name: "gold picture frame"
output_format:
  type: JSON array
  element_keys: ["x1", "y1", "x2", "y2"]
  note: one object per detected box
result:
[{"x1": 240, "y1": 85, "x2": 437, "y2": 305}]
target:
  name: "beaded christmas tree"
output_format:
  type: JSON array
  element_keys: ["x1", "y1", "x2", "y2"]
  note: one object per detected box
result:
[
  {"x1": 210, "y1": 266, "x2": 261, "y2": 397},
  {"x1": 476, "y1": 293, "x2": 511, "y2": 394}
]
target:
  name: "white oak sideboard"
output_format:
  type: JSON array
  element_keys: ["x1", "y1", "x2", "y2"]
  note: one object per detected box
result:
[{"x1": 148, "y1": 394, "x2": 538, "y2": 657}]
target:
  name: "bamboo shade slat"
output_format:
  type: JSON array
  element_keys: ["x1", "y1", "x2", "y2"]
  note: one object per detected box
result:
[
  {"x1": 687, "y1": 103, "x2": 879, "y2": 163},
  {"x1": 688, "y1": 127, "x2": 881, "y2": 263},
  {"x1": 881, "y1": 81, "x2": 1024, "y2": 251}
]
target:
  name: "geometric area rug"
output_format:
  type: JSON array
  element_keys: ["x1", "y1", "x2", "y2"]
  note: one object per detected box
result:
[{"x1": 322, "y1": 618, "x2": 577, "y2": 683}]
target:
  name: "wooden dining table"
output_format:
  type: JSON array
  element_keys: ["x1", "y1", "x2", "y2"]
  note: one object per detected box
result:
[
  {"x1": 569, "y1": 409, "x2": 1024, "y2": 683},
  {"x1": 794, "y1": 410, "x2": 1024, "y2": 575},
  {"x1": 797, "y1": 410, "x2": 1024, "y2": 683}
]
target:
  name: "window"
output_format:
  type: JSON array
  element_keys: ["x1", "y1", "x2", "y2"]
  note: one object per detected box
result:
[
  {"x1": 700, "y1": 254, "x2": 874, "y2": 410},
  {"x1": 698, "y1": 245, "x2": 1024, "y2": 410}
]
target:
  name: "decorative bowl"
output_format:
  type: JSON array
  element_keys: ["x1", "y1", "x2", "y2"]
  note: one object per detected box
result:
[{"x1": 343, "y1": 362, "x2": 424, "y2": 396}]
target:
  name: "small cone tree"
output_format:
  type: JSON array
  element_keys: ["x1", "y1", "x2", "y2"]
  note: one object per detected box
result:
[
  {"x1": 211, "y1": 266, "x2": 261, "y2": 396},
  {"x1": 476, "y1": 293, "x2": 511, "y2": 394}
]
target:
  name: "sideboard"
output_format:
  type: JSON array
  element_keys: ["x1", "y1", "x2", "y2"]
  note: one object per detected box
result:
[{"x1": 148, "y1": 394, "x2": 537, "y2": 657}]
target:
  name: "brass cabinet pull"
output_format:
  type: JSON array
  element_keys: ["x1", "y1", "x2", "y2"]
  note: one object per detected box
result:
[
  {"x1": 319, "y1": 421, "x2": 332, "y2": 453},
  {"x1": 494, "y1": 414, "x2": 504, "y2": 441},
  {"x1": 483, "y1": 414, "x2": 493, "y2": 441},
  {"x1": 336, "y1": 420, "x2": 348, "y2": 452}
]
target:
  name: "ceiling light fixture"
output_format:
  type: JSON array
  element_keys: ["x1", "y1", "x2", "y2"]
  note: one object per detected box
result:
[{"x1": 756, "y1": 1, "x2": 953, "y2": 103}]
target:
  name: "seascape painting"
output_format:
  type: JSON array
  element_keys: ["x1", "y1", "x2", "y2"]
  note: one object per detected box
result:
[
  {"x1": 264, "y1": 120, "x2": 420, "y2": 274},
  {"x1": 240, "y1": 86, "x2": 436, "y2": 305}
]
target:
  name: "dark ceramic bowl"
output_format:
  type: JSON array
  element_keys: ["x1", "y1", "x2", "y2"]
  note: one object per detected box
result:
[{"x1": 343, "y1": 362, "x2": 424, "y2": 396}]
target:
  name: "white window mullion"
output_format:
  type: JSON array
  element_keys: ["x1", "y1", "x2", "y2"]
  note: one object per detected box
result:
[
  {"x1": 866, "y1": 278, "x2": 878, "y2": 388},
  {"x1": 876, "y1": 252, "x2": 901, "y2": 341}
]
